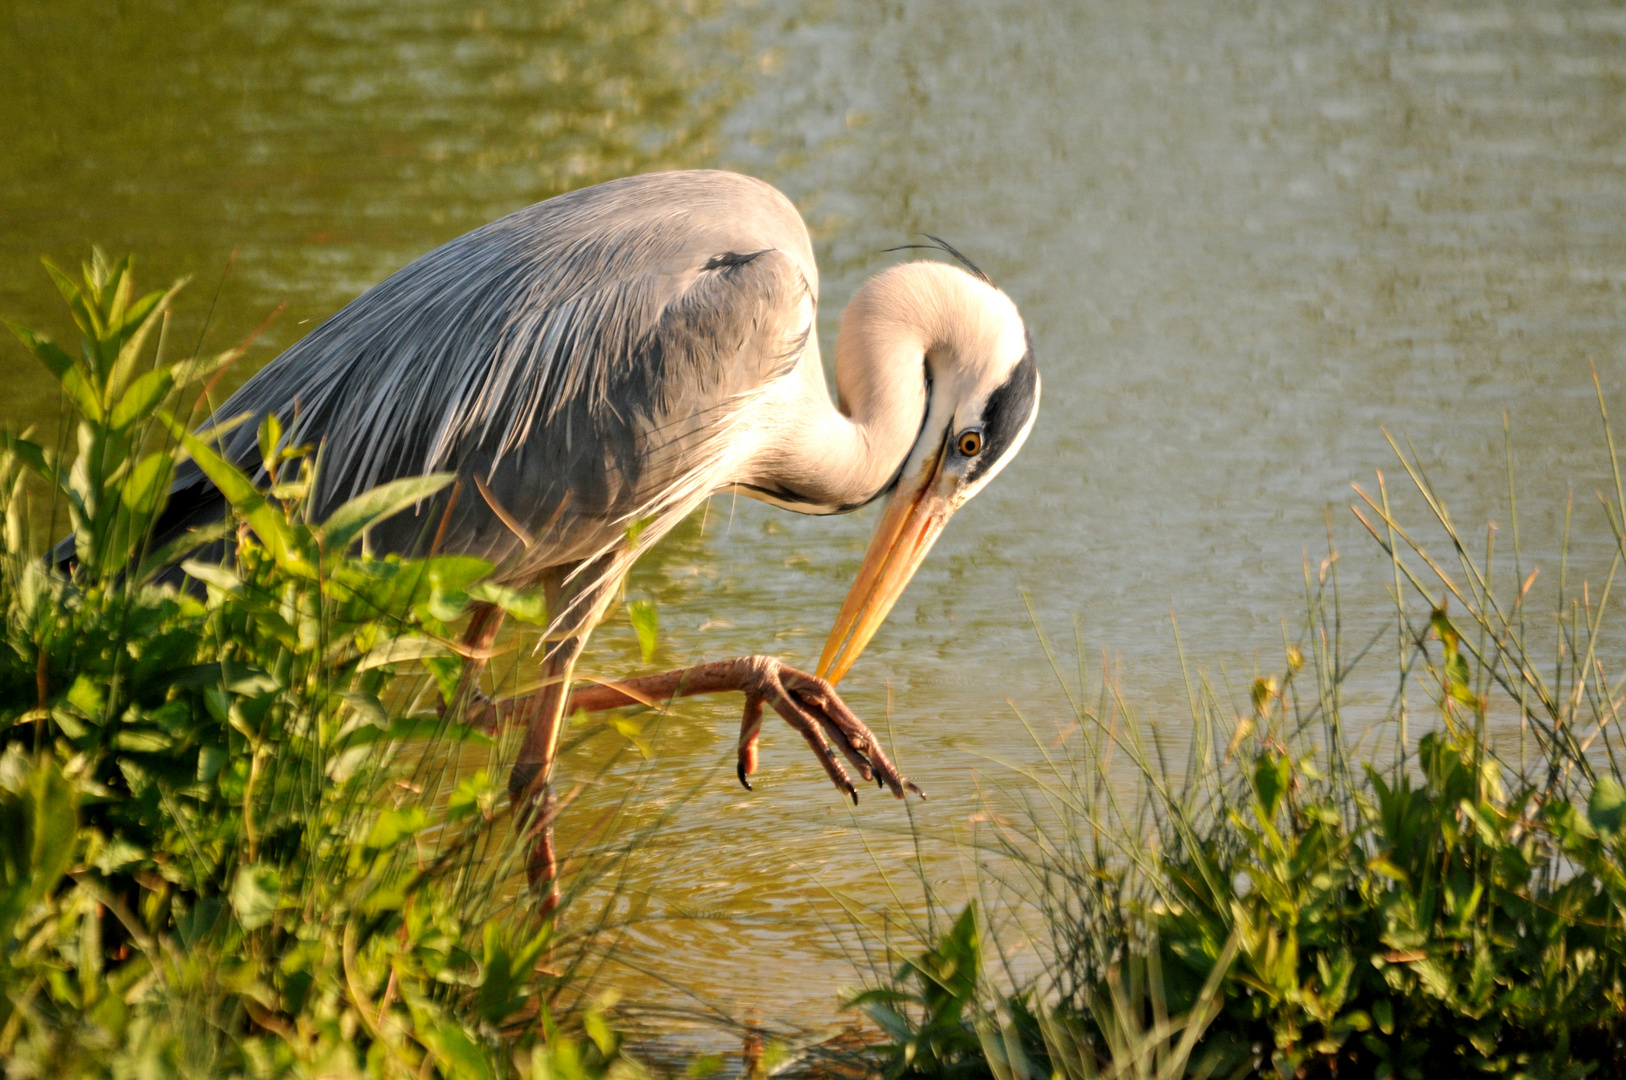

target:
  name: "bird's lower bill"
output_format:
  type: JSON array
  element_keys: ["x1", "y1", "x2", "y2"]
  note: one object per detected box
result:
[{"x1": 816, "y1": 451, "x2": 956, "y2": 685}]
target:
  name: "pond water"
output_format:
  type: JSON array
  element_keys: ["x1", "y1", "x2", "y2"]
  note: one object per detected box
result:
[{"x1": 5, "y1": 0, "x2": 1626, "y2": 1039}]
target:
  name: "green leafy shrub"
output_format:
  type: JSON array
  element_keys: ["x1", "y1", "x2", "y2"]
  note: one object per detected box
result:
[
  {"x1": 992, "y1": 412, "x2": 1626, "y2": 1079},
  {"x1": 852, "y1": 401, "x2": 1626, "y2": 1079},
  {"x1": 0, "y1": 252, "x2": 640, "y2": 1078}
]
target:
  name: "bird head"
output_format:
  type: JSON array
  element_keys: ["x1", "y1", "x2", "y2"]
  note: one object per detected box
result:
[{"x1": 817, "y1": 260, "x2": 1040, "y2": 684}]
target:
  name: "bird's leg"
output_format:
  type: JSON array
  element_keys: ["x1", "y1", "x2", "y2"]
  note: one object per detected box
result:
[
  {"x1": 566, "y1": 657, "x2": 925, "y2": 803},
  {"x1": 508, "y1": 631, "x2": 588, "y2": 908},
  {"x1": 737, "y1": 693, "x2": 765, "y2": 787},
  {"x1": 442, "y1": 601, "x2": 506, "y2": 725}
]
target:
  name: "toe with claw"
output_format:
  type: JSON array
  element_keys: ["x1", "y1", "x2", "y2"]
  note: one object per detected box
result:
[{"x1": 563, "y1": 655, "x2": 925, "y2": 802}]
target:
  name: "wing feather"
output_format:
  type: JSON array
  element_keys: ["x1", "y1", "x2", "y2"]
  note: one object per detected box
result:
[{"x1": 184, "y1": 170, "x2": 818, "y2": 578}]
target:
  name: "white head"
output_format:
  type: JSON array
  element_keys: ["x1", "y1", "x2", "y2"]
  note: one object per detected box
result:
[{"x1": 818, "y1": 258, "x2": 1040, "y2": 683}]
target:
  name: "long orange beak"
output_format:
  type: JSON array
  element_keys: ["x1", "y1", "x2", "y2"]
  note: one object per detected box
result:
[{"x1": 817, "y1": 441, "x2": 958, "y2": 685}]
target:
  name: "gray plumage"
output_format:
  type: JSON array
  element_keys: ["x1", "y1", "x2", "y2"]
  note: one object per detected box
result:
[
  {"x1": 183, "y1": 172, "x2": 814, "y2": 588},
  {"x1": 165, "y1": 169, "x2": 1038, "y2": 645}
]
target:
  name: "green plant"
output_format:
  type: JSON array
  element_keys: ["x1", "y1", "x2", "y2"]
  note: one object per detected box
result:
[
  {"x1": 0, "y1": 251, "x2": 644, "y2": 1078},
  {"x1": 981, "y1": 396, "x2": 1626, "y2": 1078},
  {"x1": 842, "y1": 883, "x2": 1240, "y2": 1080},
  {"x1": 850, "y1": 903, "x2": 994, "y2": 1080},
  {"x1": 833, "y1": 390, "x2": 1626, "y2": 1080}
]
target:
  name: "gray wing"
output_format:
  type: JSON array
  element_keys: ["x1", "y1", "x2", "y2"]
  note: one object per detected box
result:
[{"x1": 180, "y1": 170, "x2": 818, "y2": 573}]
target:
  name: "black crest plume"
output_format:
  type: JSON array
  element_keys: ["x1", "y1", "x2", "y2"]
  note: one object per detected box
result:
[{"x1": 882, "y1": 234, "x2": 995, "y2": 286}]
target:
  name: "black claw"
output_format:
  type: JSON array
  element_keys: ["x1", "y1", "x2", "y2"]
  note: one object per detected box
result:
[
  {"x1": 850, "y1": 789, "x2": 859, "y2": 807},
  {"x1": 737, "y1": 761, "x2": 753, "y2": 792}
]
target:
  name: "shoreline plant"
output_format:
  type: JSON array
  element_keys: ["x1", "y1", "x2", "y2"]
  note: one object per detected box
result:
[
  {"x1": 0, "y1": 251, "x2": 641, "y2": 1078},
  {"x1": 9, "y1": 248, "x2": 1626, "y2": 1080},
  {"x1": 847, "y1": 401, "x2": 1626, "y2": 1079}
]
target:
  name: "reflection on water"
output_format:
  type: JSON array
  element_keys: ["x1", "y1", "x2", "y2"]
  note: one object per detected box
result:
[{"x1": 6, "y1": 0, "x2": 1626, "y2": 1035}]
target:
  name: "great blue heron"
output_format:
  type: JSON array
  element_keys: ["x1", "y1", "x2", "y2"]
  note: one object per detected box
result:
[{"x1": 163, "y1": 170, "x2": 1039, "y2": 891}]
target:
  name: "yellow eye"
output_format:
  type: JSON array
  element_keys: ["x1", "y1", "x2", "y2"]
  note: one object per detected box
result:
[{"x1": 957, "y1": 430, "x2": 983, "y2": 457}]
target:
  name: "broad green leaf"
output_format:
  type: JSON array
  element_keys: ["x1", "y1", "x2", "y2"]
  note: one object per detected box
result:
[
  {"x1": 25, "y1": 757, "x2": 77, "y2": 910},
  {"x1": 43, "y1": 258, "x2": 99, "y2": 341},
  {"x1": 448, "y1": 769, "x2": 499, "y2": 821},
  {"x1": 257, "y1": 412, "x2": 282, "y2": 472},
  {"x1": 109, "y1": 368, "x2": 174, "y2": 429},
  {"x1": 421, "y1": 1020, "x2": 497, "y2": 1080},
  {"x1": 104, "y1": 253, "x2": 133, "y2": 332},
  {"x1": 1545, "y1": 799, "x2": 1597, "y2": 845},
  {"x1": 610, "y1": 715, "x2": 653, "y2": 759},
  {"x1": 67, "y1": 674, "x2": 105, "y2": 720},
  {"x1": 357, "y1": 636, "x2": 453, "y2": 672},
  {"x1": 0, "y1": 430, "x2": 74, "y2": 496},
  {"x1": 583, "y1": 1005, "x2": 619, "y2": 1058},
  {"x1": 507, "y1": 921, "x2": 552, "y2": 980},
  {"x1": 197, "y1": 745, "x2": 227, "y2": 784},
  {"x1": 8, "y1": 757, "x2": 78, "y2": 934},
  {"x1": 6, "y1": 322, "x2": 74, "y2": 380},
  {"x1": 113, "y1": 284, "x2": 167, "y2": 337},
  {"x1": 59, "y1": 365, "x2": 104, "y2": 421},
  {"x1": 161, "y1": 411, "x2": 312, "y2": 576},
  {"x1": 230, "y1": 863, "x2": 281, "y2": 931},
  {"x1": 115, "y1": 728, "x2": 174, "y2": 752},
  {"x1": 428, "y1": 554, "x2": 494, "y2": 591},
  {"x1": 426, "y1": 554, "x2": 495, "y2": 621},
  {"x1": 1372, "y1": 997, "x2": 1394, "y2": 1035},
  {"x1": 468, "y1": 580, "x2": 548, "y2": 625},
  {"x1": 365, "y1": 807, "x2": 428, "y2": 850},
  {"x1": 1366, "y1": 855, "x2": 1410, "y2": 885},
  {"x1": 861, "y1": 1001, "x2": 917, "y2": 1044},
  {"x1": 180, "y1": 559, "x2": 244, "y2": 594},
  {"x1": 108, "y1": 279, "x2": 186, "y2": 400},
  {"x1": 319, "y1": 472, "x2": 455, "y2": 552},
  {"x1": 339, "y1": 691, "x2": 388, "y2": 732},
  {"x1": 1430, "y1": 608, "x2": 1459, "y2": 651},
  {"x1": 478, "y1": 921, "x2": 526, "y2": 1025},
  {"x1": 173, "y1": 344, "x2": 245, "y2": 389},
  {"x1": 1253, "y1": 752, "x2": 1291, "y2": 820},
  {"x1": 1589, "y1": 776, "x2": 1626, "y2": 836},
  {"x1": 120, "y1": 452, "x2": 173, "y2": 517},
  {"x1": 1444, "y1": 650, "x2": 1478, "y2": 710},
  {"x1": 91, "y1": 838, "x2": 147, "y2": 875},
  {"x1": 629, "y1": 599, "x2": 658, "y2": 663}
]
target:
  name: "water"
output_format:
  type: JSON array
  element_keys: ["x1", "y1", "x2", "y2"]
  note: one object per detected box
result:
[{"x1": 5, "y1": 0, "x2": 1626, "y2": 1035}]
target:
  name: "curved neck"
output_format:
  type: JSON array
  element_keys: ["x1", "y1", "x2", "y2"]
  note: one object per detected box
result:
[{"x1": 753, "y1": 262, "x2": 976, "y2": 512}]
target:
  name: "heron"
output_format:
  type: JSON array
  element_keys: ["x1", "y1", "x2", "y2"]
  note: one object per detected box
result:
[{"x1": 161, "y1": 170, "x2": 1040, "y2": 892}]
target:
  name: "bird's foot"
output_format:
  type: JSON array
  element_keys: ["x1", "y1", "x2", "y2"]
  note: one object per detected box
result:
[
  {"x1": 472, "y1": 656, "x2": 927, "y2": 806},
  {"x1": 730, "y1": 656, "x2": 925, "y2": 805}
]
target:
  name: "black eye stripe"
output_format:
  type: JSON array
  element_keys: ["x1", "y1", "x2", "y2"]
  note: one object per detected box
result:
[{"x1": 965, "y1": 340, "x2": 1038, "y2": 484}]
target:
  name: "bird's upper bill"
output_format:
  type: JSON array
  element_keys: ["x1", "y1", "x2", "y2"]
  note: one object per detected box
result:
[{"x1": 816, "y1": 435, "x2": 956, "y2": 684}]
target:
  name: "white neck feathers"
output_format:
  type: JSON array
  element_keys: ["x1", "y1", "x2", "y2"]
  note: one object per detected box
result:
[{"x1": 752, "y1": 261, "x2": 1022, "y2": 511}]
